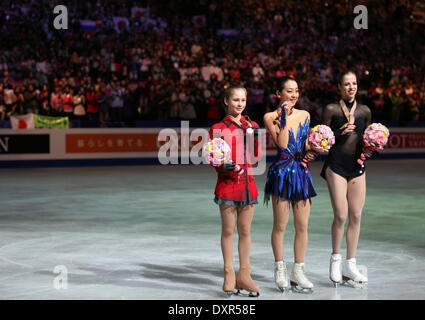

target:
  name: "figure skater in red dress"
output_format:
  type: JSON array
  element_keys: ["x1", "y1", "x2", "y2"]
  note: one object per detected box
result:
[{"x1": 209, "y1": 84, "x2": 262, "y2": 297}]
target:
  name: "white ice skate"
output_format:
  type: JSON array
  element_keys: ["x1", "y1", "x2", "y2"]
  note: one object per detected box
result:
[
  {"x1": 329, "y1": 253, "x2": 342, "y2": 287},
  {"x1": 342, "y1": 258, "x2": 368, "y2": 288},
  {"x1": 274, "y1": 261, "x2": 288, "y2": 292},
  {"x1": 290, "y1": 263, "x2": 314, "y2": 294}
]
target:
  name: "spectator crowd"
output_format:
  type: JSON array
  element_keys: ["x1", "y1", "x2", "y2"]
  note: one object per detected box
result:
[{"x1": 0, "y1": 0, "x2": 424, "y2": 127}]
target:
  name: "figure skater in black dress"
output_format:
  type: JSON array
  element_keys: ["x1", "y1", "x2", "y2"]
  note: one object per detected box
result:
[{"x1": 320, "y1": 71, "x2": 373, "y2": 288}]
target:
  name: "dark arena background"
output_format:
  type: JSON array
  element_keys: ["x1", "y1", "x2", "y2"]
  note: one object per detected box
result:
[{"x1": 0, "y1": 0, "x2": 425, "y2": 308}]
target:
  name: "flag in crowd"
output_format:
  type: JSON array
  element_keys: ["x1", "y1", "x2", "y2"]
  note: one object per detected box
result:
[
  {"x1": 113, "y1": 17, "x2": 130, "y2": 33},
  {"x1": 192, "y1": 15, "x2": 207, "y2": 28},
  {"x1": 10, "y1": 113, "x2": 35, "y2": 129},
  {"x1": 131, "y1": 7, "x2": 149, "y2": 20},
  {"x1": 79, "y1": 20, "x2": 101, "y2": 35},
  {"x1": 412, "y1": 0, "x2": 425, "y2": 24},
  {"x1": 10, "y1": 114, "x2": 69, "y2": 129}
]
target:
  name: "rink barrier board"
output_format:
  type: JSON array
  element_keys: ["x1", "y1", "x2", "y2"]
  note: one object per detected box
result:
[
  {"x1": 1, "y1": 153, "x2": 425, "y2": 168},
  {"x1": 0, "y1": 127, "x2": 425, "y2": 167}
]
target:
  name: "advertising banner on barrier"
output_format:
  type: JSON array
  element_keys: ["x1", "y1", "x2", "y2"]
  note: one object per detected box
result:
[
  {"x1": 0, "y1": 127, "x2": 425, "y2": 165},
  {"x1": 386, "y1": 131, "x2": 425, "y2": 149},
  {"x1": 65, "y1": 129, "x2": 425, "y2": 154},
  {"x1": 264, "y1": 132, "x2": 425, "y2": 151},
  {"x1": 66, "y1": 133, "x2": 159, "y2": 153},
  {"x1": 0, "y1": 134, "x2": 50, "y2": 154}
]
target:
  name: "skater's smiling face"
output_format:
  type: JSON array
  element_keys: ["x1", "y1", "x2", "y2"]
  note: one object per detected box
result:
[
  {"x1": 276, "y1": 79, "x2": 299, "y2": 108},
  {"x1": 339, "y1": 72, "x2": 357, "y2": 102},
  {"x1": 224, "y1": 88, "x2": 247, "y2": 117}
]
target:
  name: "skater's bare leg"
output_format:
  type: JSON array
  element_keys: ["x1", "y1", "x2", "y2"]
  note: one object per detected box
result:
[
  {"x1": 270, "y1": 196, "x2": 290, "y2": 291},
  {"x1": 220, "y1": 204, "x2": 237, "y2": 293},
  {"x1": 271, "y1": 196, "x2": 290, "y2": 262},
  {"x1": 346, "y1": 173, "x2": 366, "y2": 259},
  {"x1": 235, "y1": 204, "x2": 259, "y2": 295},
  {"x1": 289, "y1": 199, "x2": 313, "y2": 293},
  {"x1": 220, "y1": 204, "x2": 236, "y2": 268},
  {"x1": 236, "y1": 204, "x2": 255, "y2": 268},
  {"x1": 292, "y1": 199, "x2": 310, "y2": 263},
  {"x1": 326, "y1": 167, "x2": 348, "y2": 254}
]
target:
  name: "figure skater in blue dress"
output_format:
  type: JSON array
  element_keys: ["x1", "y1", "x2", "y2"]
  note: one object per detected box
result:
[{"x1": 263, "y1": 76, "x2": 325, "y2": 293}]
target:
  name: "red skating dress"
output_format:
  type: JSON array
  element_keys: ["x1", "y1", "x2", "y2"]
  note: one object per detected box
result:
[{"x1": 209, "y1": 115, "x2": 262, "y2": 207}]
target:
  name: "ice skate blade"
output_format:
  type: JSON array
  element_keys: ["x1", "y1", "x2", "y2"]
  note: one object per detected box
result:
[
  {"x1": 330, "y1": 278, "x2": 342, "y2": 288},
  {"x1": 290, "y1": 282, "x2": 313, "y2": 294},
  {"x1": 235, "y1": 289, "x2": 260, "y2": 297},
  {"x1": 276, "y1": 285, "x2": 288, "y2": 293},
  {"x1": 275, "y1": 282, "x2": 289, "y2": 293},
  {"x1": 342, "y1": 278, "x2": 368, "y2": 289},
  {"x1": 223, "y1": 290, "x2": 235, "y2": 297}
]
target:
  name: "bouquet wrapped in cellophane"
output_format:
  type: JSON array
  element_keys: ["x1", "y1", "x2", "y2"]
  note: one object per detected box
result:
[
  {"x1": 203, "y1": 138, "x2": 244, "y2": 174},
  {"x1": 301, "y1": 125, "x2": 335, "y2": 167},
  {"x1": 357, "y1": 123, "x2": 390, "y2": 166}
]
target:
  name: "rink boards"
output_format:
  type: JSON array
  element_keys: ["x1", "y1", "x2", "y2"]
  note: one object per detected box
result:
[{"x1": 0, "y1": 127, "x2": 425, "y2": 167}]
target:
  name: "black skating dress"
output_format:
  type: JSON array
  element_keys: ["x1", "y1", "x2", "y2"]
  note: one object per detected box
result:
[{"x1": 320, "y1": 100, "x2": 371, "y2": 180}]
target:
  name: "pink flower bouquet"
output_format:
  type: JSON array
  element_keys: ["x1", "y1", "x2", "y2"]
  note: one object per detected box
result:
[
  {"x1": 301, "y1": 125, "x2": 335, "y2": 167},
  {"x1": 357, "y1": 123, "x2": 390, "y2": 166},
  {"x1": 308, "y1": 124, "x2": 336, "y2": 150},
  {"x1": 301, "y1": 124, "x2": 335, "y2": 167},
  {"x1": 203, "y1": 138, "x2": 244, "y2": 174},
  {"x1": 203, "y1": 138, "x2": 231, "y2": 166}
]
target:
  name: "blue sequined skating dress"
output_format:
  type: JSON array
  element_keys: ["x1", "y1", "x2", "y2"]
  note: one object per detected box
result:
[{"x1": 264, "y1": 118, "x2": 317, "y2": 204}]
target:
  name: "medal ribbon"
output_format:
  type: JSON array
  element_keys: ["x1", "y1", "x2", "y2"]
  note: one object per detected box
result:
[
  {"x1": 227, "y1": 115, "x2": 251, "y2": 130},
  {"x1": 339, "y1": 99, "x2": 357, "y2": 124}
]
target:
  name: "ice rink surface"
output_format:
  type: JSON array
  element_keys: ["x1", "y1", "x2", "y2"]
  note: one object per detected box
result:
[{"x1": 0, "y1": 159, "x2": 424, "y2": 300}]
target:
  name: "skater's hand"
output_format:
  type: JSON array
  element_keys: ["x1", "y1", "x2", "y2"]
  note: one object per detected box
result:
[
  {"x1": 340, "y1": 122, "x2": 356, "y2": 135},
  {"x1": 214, "y1": 158, "x2": 226, "y2": 166},
  {"x1": 221, "y1": 161, "x2": 237, "y2": 172},
  {"x1": 277, "y1": 102, "x2": 290, "y2": 128},
  {"x1": 304, "y1": 150, "x2": 317, "y2": 162},
  {"x1": 277, "y1": 101, "x2": 290, "y2": 117},
  {"x1": 310, "y1": 144, "x2": 328, "y2": 154},
  {"x1": 363, "y1": 145, "x2": 375, "y2": 157}
]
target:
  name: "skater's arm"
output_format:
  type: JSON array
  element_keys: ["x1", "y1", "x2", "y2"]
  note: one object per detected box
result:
[
  {"x1": 276, "y1": 105, "x2": 291, "y2": 150},
  {"x1": 263, "y1": 113, "x2": 279, "y2": 146},
  {"x1": 365, "y1": 106, "x2": 372, "y2": 128},
  {"x1": 363, "y1": 106, "x2": 375, "y2": 156},
  {"x1": 264, "y1": 106, "x2": 290, "y2": 150}
]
